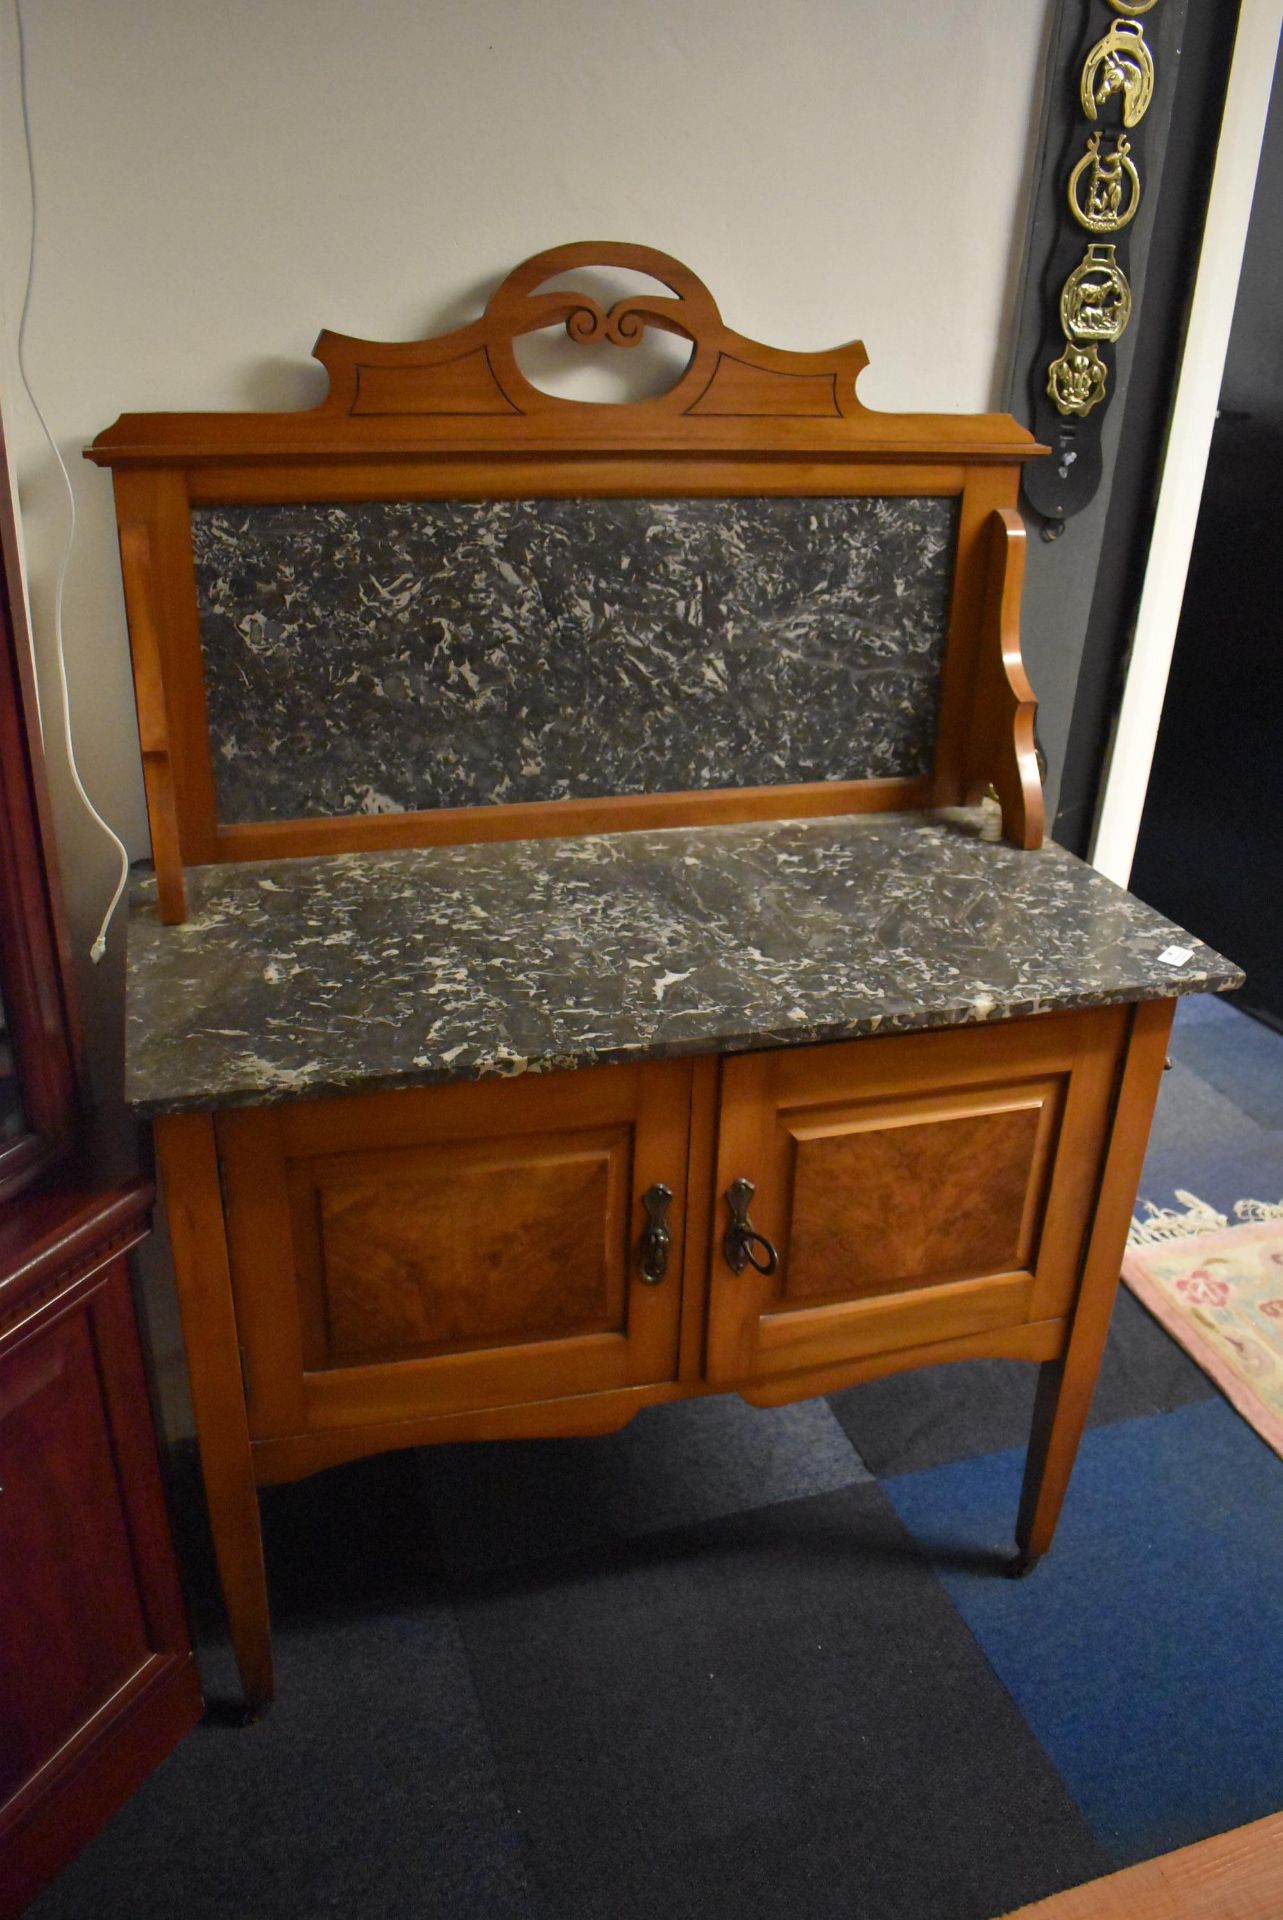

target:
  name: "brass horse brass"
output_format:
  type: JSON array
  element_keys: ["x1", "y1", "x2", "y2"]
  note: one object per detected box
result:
[
  {"x1": 1081, "y1": 19, "x2": 1155, "y2": 128},
  {"x1": 1046, "y1": 343, "x2": 1108, "y2": 419},
  {"x1": 1060, "y1": 245, "x2": 1133, "y2": 345},
  {"x1": 1068, "y1": 131, "x2": 1141, "y2": 233}
]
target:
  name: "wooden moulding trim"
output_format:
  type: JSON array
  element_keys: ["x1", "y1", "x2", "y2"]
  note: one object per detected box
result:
[
  {"x1": 0, "y1": 1176, "x2": 151, "y2": 1313},
  {"x1": 89, "y1": 425, "x2": 1046, "y2": 467},
  {"x1": 248, "y1": 1316, "x2": 1068, "y2": 1484},
  {"x1": 251, "y1": 1380, "x2": 686, "y2": 1484},
  {"x1": 209, "y1": 776, "x2": 936, "y2": 866},
  {"x1": 116, "y1": 522, "x2": 188, "y2": 922},
  {"x1": 964, "y1": 506, "x2": 1044, "y2": 850},
  {"x1": 87, "y1": 240, "x2": 1044, "y2": 468},
  {"x1": 739, "y1": 1313, "x2": 1066, "y2": 1407},
  {"x1": 0, "y1": 1221, "x2": 148, "y2": 1348},
  {"x1": 753, "y1": 1267, "x2": 1035, "y2": 1374},
  {"x1": 179, "y1": 457, "x2": 976, "y2": 508}
]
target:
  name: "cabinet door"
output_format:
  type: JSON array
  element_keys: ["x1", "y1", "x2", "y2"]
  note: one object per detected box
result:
[
  {"x1": 0, "y1": 1236, "x2": 201, "y2": 1911},
  {"x1": 217, "y1": 1058, "x2": 692, "y2": 1439},
  {"x1": 706, "y1": 1009, "x2": 1126, "y2": 1386}
]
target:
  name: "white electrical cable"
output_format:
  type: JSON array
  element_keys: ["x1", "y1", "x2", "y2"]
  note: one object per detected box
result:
[{"x1": 14, "y1": 0, "x2": 130, "y2": 962}]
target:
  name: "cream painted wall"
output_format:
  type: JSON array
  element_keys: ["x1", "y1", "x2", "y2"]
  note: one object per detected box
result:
[{"x1": 0, "y1": 0, "x2": 1053, "y2": 1102}]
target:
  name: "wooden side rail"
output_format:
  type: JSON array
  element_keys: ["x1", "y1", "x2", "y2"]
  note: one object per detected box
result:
[
  {"x1": 964, "y1": 507, "x2": 1044, "y2": 851},
  {"x1": 117, "y1": 522, "x2": 187, "y2": 924}
]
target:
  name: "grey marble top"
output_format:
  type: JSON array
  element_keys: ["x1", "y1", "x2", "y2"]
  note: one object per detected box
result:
[{"x1": 124, "y1": 811, "x2": 1242, "y2": 1117}]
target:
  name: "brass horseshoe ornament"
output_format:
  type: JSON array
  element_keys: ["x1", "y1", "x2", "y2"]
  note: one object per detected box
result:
[
  {"x1": 1108, "y1": 0, "x2": 1157, "y2": 14},
  {"x1": 1081, "y1": 19, "x2": 1155, "y2": 128}
]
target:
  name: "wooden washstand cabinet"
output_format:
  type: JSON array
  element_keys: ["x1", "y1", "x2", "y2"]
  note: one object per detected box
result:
[{"x1": 88, "y1": 244, "x2": 1240, "y2": 1712}]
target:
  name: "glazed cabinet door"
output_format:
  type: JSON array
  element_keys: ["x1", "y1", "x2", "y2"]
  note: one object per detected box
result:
[
  {"x1": 705, "y1": 1009, "x2": 1127, "y2": 1387},
  {"x1": 216, "y1": 1058, "x2": 692, "y2": 1439}
]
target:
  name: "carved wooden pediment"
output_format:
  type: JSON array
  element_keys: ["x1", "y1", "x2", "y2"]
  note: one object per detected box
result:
[
  {"x1": 313, "y1": 240, "x2": 871, "y2": 423},
  {"x1": 89, "y1": 242, "x2": 1040, "y2": 464}
]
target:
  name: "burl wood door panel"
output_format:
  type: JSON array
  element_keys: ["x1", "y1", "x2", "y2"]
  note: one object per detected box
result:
[
  {"x1": 706, "y1": 1008, "x2": 1127, "y2": 1385},
  {"x1": 217, "y1": 1059, "x2": 692, "y2": 1437}
]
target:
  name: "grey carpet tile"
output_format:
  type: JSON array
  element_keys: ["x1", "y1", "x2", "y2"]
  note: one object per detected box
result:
[
  {"x1": 829, "y1": 1287, "x2": 1212, "y2": 1479},
  {"x1": 451, "y1": 1479, "x2": 1112, "y2": 1920},
  {"x1": 1136, "y1": 1133, "x2": 1283, "y2": 1222},
  {"x1": 27, "y1": 1603, "x2": 535, "y2": 1920},
  {"x1": 1167, "y1": 996, "x2": 1283, "y2": 1128},
  {"x1": 1143, "y1": 1056, "x2": 1262, "y2": 1157},
  {"x1": 419, "y1": 1391, "x2": 870, "y2": 1579},
  {"x1": 33, "y1": 1452, "x2": 535, "y2": 1920},
  {"x1": 1101, "y1": 1280, "x2": 1218, "y2": 1411}
]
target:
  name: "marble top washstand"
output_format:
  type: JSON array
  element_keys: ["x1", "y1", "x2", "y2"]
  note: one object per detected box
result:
[{"x1": 124, "y1": 810, "x2": 1242, "y2": 1118}]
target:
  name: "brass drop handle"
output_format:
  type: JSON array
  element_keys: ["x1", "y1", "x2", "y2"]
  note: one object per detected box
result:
[
  {"x1": 722, "y1": 1177, "x2": 779, "y2": 1276},
  {"x1": 638, "y1": 1183, "x2": 673, "y2": 1285}
]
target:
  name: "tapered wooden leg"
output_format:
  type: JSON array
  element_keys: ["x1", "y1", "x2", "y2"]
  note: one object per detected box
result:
[
  {"x1": 1014, "y1": 998, "x2": 1175, "y2": 1570},
  {"x1": 154, "y1": 1113, "x2": 274, "y2": 1714},
  {"x1": 1014, "y1": 1357, "x2": 1083, "y2": 1568}
]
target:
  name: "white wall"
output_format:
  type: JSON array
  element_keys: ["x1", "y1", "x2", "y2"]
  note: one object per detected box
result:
[{"x1": 0, "y1": 0, "x2": 1053, "y2": 1099}]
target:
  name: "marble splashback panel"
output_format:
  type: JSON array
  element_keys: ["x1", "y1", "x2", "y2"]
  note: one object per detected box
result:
[{"x1": 191, "y1": 496, "x2": 959, "y2": 824}]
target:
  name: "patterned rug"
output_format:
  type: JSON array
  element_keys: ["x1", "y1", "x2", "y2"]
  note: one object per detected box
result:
[{"x1": 1125, "y1": 1194, "x2": 1283, "y2": 1459}]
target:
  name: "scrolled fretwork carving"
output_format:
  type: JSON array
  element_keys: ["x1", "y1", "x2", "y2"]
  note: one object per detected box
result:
[
  {"x1": 561, "y1": 295, "x2": 670, "y2": 349},
  {"x1": 309, "y1": 240, "x2": 869, "y2": 423}
]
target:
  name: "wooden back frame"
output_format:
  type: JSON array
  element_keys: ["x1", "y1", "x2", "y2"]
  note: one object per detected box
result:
[{"x1": 87, "y1": 242, "x2": 1047, "y2": 926}]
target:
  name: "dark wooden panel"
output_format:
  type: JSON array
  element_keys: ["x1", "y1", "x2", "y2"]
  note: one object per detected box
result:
[
  {"x1": 0, "y1": 1177, "x2": 201, "y2": 1914},
  {"x1": 0, "y1": 1313, "x2": 151, "y2": 1801},
  {"x1": 785, "y1": 1099, "x2": 1044, "y2": 1301}
]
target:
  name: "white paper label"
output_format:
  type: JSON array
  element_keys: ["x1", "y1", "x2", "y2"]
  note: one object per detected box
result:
[{"x1": 1158, "y1": 945, "x2": 1193, "y2": 967}]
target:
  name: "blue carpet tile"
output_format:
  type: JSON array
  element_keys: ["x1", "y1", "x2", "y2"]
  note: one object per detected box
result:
[
  {"x1": 885, "y1": 1396, "x2": 1283, "y2": 1865},
  {"x1": 828, "y1": 1286, "x2": 1213, "y2": 1477}
]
